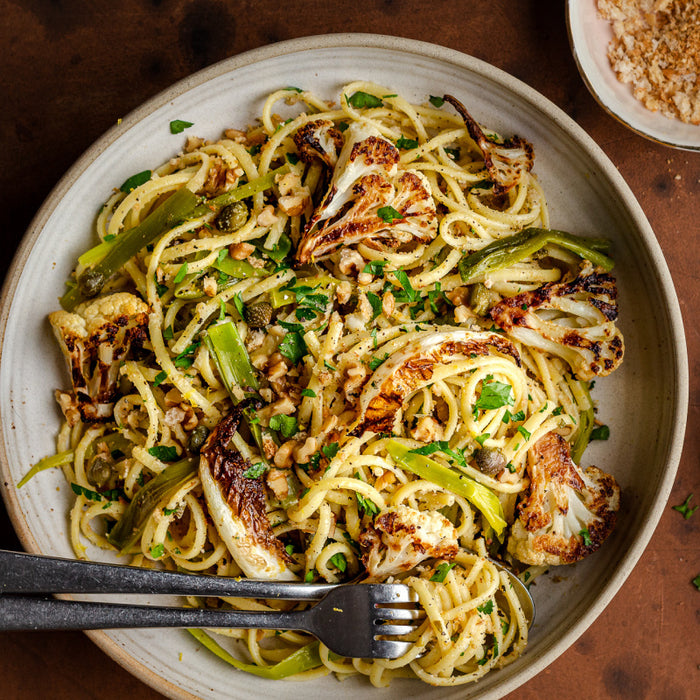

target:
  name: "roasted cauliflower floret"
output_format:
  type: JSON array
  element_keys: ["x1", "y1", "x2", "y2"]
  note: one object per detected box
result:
[
  {"x1": 443, "y1": 94, "x2": 534, "y2": 194},
  {"x1": 48, "y1": 292, "x2": 149, "y2": 425},
  {"x1": 507, "y1": 431, "x2": 619, "y2": 566},
  {"x1": 489, "y1": 260, "x2": 624, "y2": 381},
  {"x1": 292, "y1": 119, "x2": 344, "y2": 169},
  {"x1": 295, "y1": 121, "x2": 438, "y2": 264},
  {"x1": 350, "y1": 327, "x2": 521, "y2": 436},
  {"x1": 358, "y1": 504, "x2": 459, "y2": 580}
]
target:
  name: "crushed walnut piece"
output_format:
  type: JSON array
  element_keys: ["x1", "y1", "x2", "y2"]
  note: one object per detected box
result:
[{"x1": 598, "y1": 0, "x2": 700, "y2": 124}]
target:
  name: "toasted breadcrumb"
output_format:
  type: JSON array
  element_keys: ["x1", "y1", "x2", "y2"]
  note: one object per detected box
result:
[{"x1": 598, "y1": 0, "x2": 700, "y2": 123}]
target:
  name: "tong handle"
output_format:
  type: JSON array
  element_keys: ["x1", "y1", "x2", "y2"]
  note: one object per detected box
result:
[
  {"x1": 0, "y1": 549, "x2": 333, "y2": 600},
  {"x1": 0, "y1": 594, "x2": 308, "y2": 632}
]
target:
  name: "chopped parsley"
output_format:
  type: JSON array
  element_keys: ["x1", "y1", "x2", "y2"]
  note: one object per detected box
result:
[
  {"x1": 346, "y1": 91, "x2": 383, "y2": 109},
  {"x1": 579, "y1": 528, "x2": 593, "y2": 546},
  {"x1": 391, "y1": 269, "x2": 419, "y2": 303},
  {"x1": 672, "y1": 494, "x2": 698, "y2": 519},
  {"x1": 173, "y1": 261, "x2": 188, "y2": 284},
  {"x1": 516, "y1": 425, "x2": 532, "y2": 441},
  {"x1": 242, "y1": 462, "x2": 267, "y2": 479},
  {"x1": 362, "y1": 260, "x2": 389, "y2": 277},
  {"x1": 71, "y1": 483, "x2": 104, "y2": 502},
  {"x1": 153, "y1": 370, "x2": 167, "y2": 387},
  {"x1": 278, "y1": 330, "x2": 307, "y2": 364},
  {"x1": 368, "y1": 353, "x2": 390, "y2": 371},
  {"x1": 365, "y1": 291, "x2": 383, "y2": 320},
  {"x1": 120, "y1": 169, "x2": 151, "y2": 193},
  {"x1": 329, "y1": 552, "x2": 347, "y2": 573},
  {"x1": 477, "y1": 600, "x2": 494, "y2": 615},
  {"x1": 429, "y1": 95, "x2": 445, "y2": 108},
  {"x1": 301, "y1": 388, "x2": 317, "y2": 398},
  {"x1": 430, "y1": 562, "x2": 457, "y2": 582},
  {"x1": 377, "y1": 205, "x2": 404, "y2": 224},
  {"x1": 396, "y1": 135, "x2": 419, "y2": 150},
  {"x1": 150, "y1": 543, "x2": 165, "y2": 558},
  {"x1": 169, "y1": 119, "x2": 194, "y2": 134},
  {"x1": 321, "y1": 442, "x2": 340, "y2": 460},
  {"x1": 269, "y1": 414, "x2": 298, "y2": 439},
  {"x1": 590, "y1": 425, "x2": 610, "y2": 441},
  {"x1": 473, "y1": 378, "x2": 514, "y2": 412},
  {"x1": 147, "y1": 445, "x2": 179, "y2": 462}
]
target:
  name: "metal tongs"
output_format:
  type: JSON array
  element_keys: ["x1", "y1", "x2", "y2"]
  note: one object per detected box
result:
[{"x1": 0, "y1": 549, "x2": 422, "y2": 659}]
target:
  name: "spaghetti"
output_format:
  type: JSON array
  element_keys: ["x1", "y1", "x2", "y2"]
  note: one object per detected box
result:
[{"x1": 29, "y1": 82, "x2": 624, "y2": 686}]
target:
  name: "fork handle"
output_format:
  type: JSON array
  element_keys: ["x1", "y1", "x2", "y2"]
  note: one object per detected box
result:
[
  {"x1": 0, "y1": 549, "x2": 333, "y2": 599},
  {"x1": 0, "y1": 595, "x2": 311, "y2": 633}
]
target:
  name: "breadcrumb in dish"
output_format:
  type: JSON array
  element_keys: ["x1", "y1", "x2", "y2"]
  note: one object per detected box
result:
[{"x1": 597, "y1": 0, "x2": 700, "y2": 124}]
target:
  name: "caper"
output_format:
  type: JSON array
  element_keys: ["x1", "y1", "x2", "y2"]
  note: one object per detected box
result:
[
  {"x1": 87, "y1": 456, "x2": 115, "y2": 490},
  {"x1": 473, "y1": 447, "x2": 506, "y2": 476},
  {"x1": 188, "y1": 425, "x2": 210, "y2": 454},
  {"x1": 244, "y1": 301, "x2": 273, "y2": 329},
  {"x1": 78, "y1": 269, "x2": 106, "y2": 298},
  {"x1": 216, "y1": 201, "x2": 248, "y2": 232}
]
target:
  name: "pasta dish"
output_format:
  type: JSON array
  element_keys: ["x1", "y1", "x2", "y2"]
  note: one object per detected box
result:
[{"x1": 24, "y1": 82, "x2": 624, "y2": 686}]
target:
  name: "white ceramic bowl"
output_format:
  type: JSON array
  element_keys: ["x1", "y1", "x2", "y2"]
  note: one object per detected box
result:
[
  {"x1": 0, "y1": 33, "x2": 688, "y2": 699},
  {"x1": 567, "y1": 0, "x2": 700, "y2": 150}
]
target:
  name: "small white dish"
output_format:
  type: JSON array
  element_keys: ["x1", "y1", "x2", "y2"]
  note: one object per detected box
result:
[
  {"x1": 567, "y1": 0, "x2": 700, "y2": 150},
  {"x1": 0, "y1": 32, "x2": 689, "y2": 700}
]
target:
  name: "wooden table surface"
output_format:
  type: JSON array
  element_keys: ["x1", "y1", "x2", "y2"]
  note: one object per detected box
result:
[{"x1": 1, "y1": 1, "x2": 698, "y2": 698}]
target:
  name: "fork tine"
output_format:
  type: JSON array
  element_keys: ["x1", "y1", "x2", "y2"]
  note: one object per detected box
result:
[
  {"x1": 373, "y1": 622, "x2": 419, "y2": 636},
  {"x1": 372, "y1": 605, "x2": 424, "y2": 621},
  {"x1": 370, "y1": 640, "x2": 414, "y2": 659},
  {"x1": 367, "y1": 583, "x2": 418, "y2": 603}
]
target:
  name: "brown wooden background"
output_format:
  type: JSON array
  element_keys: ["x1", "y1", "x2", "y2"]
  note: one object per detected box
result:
[{"x1": 1, "y1": 1, "x2": 698, "y2": 698}]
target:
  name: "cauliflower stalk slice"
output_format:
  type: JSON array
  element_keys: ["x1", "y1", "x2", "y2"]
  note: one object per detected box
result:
[
  {"x1": 48, "y1": 292, "x2": 149, "y2": 425},
  {"x1": 358, "y1": 503, "x2": 459, "y2": 581},
  {"x1": 199, "y1": 402, "x2": 297, "y2": 581},
  {"x1": 443, "y1": 94, "x2": 534, "y2": 195},
  {"x1": 489, "y1": 260, "x2": 624, "y2": 381},
  {"x1": 508, "y1": 431, "x2": 619, "y2": 566},
  {"x1": 295, "y1": 120, "x2": 438, "y2": 264}
]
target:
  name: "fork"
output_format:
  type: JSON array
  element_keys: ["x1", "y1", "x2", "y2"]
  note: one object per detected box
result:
[{"x1": 0, "y1": 550, "x2": 422, "y2": 659}]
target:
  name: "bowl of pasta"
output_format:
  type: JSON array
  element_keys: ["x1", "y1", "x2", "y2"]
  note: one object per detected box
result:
[{"x1": 0, "y1": 34, "x2": 687, "y2": 699}]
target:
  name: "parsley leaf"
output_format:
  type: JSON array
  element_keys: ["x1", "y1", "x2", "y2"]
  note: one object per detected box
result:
[
  {"x1": 120, "y1": 170, "x2": 151, "y2": 193},
  {"x1": 71, "y1": 483, "x2": 103, "y2": 502},
  {"x1": 396, "y1": 135, "x2": 419, "y2": 150},
  {"x1": 321, "y1": 442, "x2": 340, "y2": 460},
  {"x1": 150, "y1": 543, "x2": 165, "y2": 558},
  {"x1": 391, "y1": 269, "x2": 419, "y2": 303},
  {"x1": 301, "y1": 388, "x2": 316, "y2": 398},
  {"x1": 153, "y1": 370, "x2": 167, "y2": 387},
  {"x1": 365, "y1": 291, "x2": 383, "y2": 320},
  {"x1": 579, "y1": 528, "x2": 593, "y2": 546},
  {"x1": 672, "y1": 494, "x2": 698, "y2": 519},
  {"x1": 377, "y1": 205, "x2": 404, "y2": 223},
  {"x1": 173, "y1": 261, "x2": 188, "y2": 284},
  {"x1": 477, "y1": 600, "x2": 494, "y2": 615},
  {"x1": 242, "y1": 462, "x2": 267, "y2": 479},
  {"x1": 368, "y1": 353, "x2": 390, "y2": 371},
  {"x1": 590, "y1": 425, "x2": 610, "y2": 441},
  {"x1": 329, "y1": 552, "x2": 347, "y2": 573},
  {"x1": 429, "y1": 95, "x2": 445, "y2": 108},
  {"x1": 148, "y1": 445, "x2": 179, "y2": 462},
  {"x1": 269, "y1": 414, "x2": 298, "y2": 439},
  {"x1": 278, "y1": 331, "x2": 307, "y2": 364},
  {"x1": 430, "y1": 562, "x2": 457, "y2": 582},
  {"x1": 346, "y1": 91, "x2": 383, "y2": 108},
  {"x1": 362, "y1": 260, "x2": 389, "y2": 277},
  {"x1": 169, "y1": 119, "x2": 193, "y2": 134},
  {"x1": 473, "y1": 379, "x2": 514, "y2": 412}
]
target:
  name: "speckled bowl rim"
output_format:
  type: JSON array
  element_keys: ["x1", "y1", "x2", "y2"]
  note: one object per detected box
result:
[{"x1": 0, "y1": 33, "x2": 688, "y2": 699}]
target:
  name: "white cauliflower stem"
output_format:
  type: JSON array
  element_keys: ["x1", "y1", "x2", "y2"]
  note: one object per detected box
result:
[
  {"x1": 358, "y1": 504, "x2": 459, "y2": 580},
  {"x1": 48, "y1": 292, "x2": 149, "y2": 424},
  {"x1": 443, "y1": 94, "x2": 534, "y2": 194},
  {"x1": 295, "y1": 121, "x2": 438, "y2": 264},
  {"x1": 508, "y1": 431, "x2": 619, "y2": 566},
  {"x1": 490, "y1": 260, "x2": 625, "y2": 381}
]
